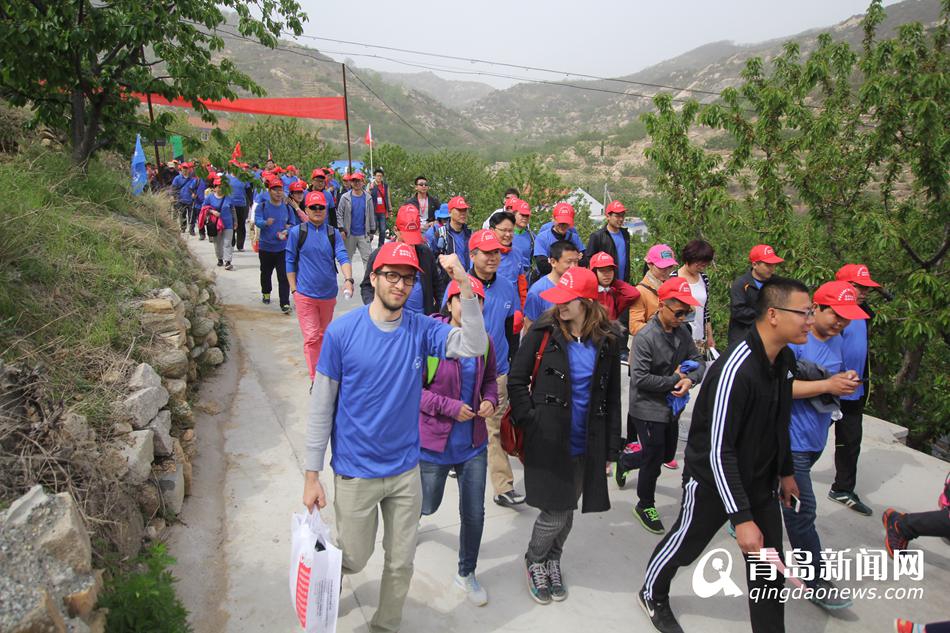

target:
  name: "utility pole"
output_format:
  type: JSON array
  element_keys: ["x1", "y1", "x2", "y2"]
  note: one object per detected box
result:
[{"x1": 342, "y1": 63, "x2": 353, "y2": 175}]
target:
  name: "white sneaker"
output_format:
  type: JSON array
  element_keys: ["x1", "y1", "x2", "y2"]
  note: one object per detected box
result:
[{"x1": 454, "y1": 572, "x2": 488, "y2": 606}]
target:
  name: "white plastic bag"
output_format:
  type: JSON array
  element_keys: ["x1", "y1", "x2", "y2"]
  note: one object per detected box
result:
[{"x1": 290, "y1": 508, "x2": 342, "y2": 633}]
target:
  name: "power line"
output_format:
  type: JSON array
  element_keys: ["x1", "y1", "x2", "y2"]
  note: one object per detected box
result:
[{"x1": 345, "y1": 66, "x2": 441, "y2": 151}]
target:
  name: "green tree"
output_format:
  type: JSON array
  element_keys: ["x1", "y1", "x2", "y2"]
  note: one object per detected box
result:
[{"x1": 0, "y1": 1, "x2": 306, "y2": 166}]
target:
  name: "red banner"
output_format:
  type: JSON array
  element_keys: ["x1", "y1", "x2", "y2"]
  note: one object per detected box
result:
[{"x1": 133, "y1": 94, "x2": 346, "y2": 121}]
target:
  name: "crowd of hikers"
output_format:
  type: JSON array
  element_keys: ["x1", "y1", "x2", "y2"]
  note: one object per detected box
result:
[{"x1": 160, "y1": 157, "x2": 949, "y2": 633}]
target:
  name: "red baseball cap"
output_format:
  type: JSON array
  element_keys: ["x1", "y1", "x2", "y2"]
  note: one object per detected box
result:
[
  {"x1": 512, "y1": 199, "x2": 531, "y2": 216},
  {"x1": 350, "y1": 171, "x2": 366, "y2": 181},
  {"x1": 540, "y1": 267, "x2": 599, "y2": 304},
  {"x1": 658, "y1": 278, "x2": 700, "y2": 306},
  {"x1": 448, "y1": 195, "x2": 470, "y2": 210},
  {"x1": 265, "y1": 176, "x2": 283, "y2": 190},
  {"x1": 286, "y1": 165, "x2": 298, "y2": 174},
  {"x1": 813, "y1": 281, "x2": 869, "y2": 320},
  {"x1": 341, "y1": 173, "x2": 352, "y2": 181},
  {"x1": 305, "y1": 191, "x2": 327, "y2": 208},
  {"x1": 395, "y1": 205, "x2": 424, "y2": 245},
  {"x1": 835, "y1": 263, "x2": 880, "y2": 288},
  {"x1": 289, "y1": 180, "x2": 307, "y2": 193},
  {"x1": 552, "y1": 202, "x2": 575, "y2": 226},
  {"x1": 588, "y1": 251, "x2": 617, "y2": 270},
  {"x1": 749, "y1": 244, "x2": 784, "y2": 264},
  {"x1": 605, "y1": 200, "x2": 627, "y2": 215},
  {"x1": 503, "y1": 197, "x2": 519, "y2": 209},
  {"x1": 211, "y1": 177, "x2": 222, "y2": 186},
  {"x1": 469, "y1": 228, "x2": 508, "y2": 253},
  {"x1": 372, "y1": 241, "x2": 422, "y2": 272},
  {"x1": 311, "y1": 168, "x2": 327, "y2": 179},
  {"x1": 446, "y1": 275, "x2": 486, "y2": 301}
]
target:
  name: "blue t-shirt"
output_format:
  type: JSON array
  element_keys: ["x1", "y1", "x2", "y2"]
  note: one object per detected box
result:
[
  {"x1": 317, "y1": 307, "x2": 454, "y2": 478},
  {"x1": 428, "y1": 224, "x2": 471, "y2": 270},
  {"x1": 204, "y1": 194, "x2": 233, "y2": 229},
  {"x1": 318, "y1": 188, "x2": 336, "y2": 211},
  {"x1": 280, "y1": 174, "x2": 298, "y2": 195},
  {"x1": 227, "y1": 175, "x2": 249, "y2": 207},
  {"x1": 513, "y1": 228, "x2": 534, "y2": 269},
  {"x1": 496, "y1": 247, "x2": 524, "y2": 286},
  {"x1": 445, "y1": 276, "x2": 516, "y2": 375},
  {"x1": 171, "y1": 174, "x2": 186, "y2": 195},
  {"x1": 285, "y1": 222, "x2": 349, "y2": 300},
  {"x1": 609, "y1": 230, "x2": 627, "y2": 278},
  {"x1": 255, "y1": 201, "x2": 298, "y2": 253},
  {"x1": 350, "y1": 194, "x2": 367, "y2": 236},
  {"x1": 524, "y1": 276, "x2": 556, "y2": 321},
  {"x1": 178, "y1": 177, "x2": 197, "y2": 204},
  {"x1": 839, "y1": 319, "x2": 867, "y2": 401},
  {"x1": 789, "y1": 333, "x2": 845, "y2": 452},
  {"x1": 533, "y1": 222, "x2": 585, "y2": 258},
  {"x1": 568, "y1": 339, "x2": 597, "y2": 456},
  {"x1": 449, "y1": 227, "x2": 470, "y2": 270},
  {"x1": 403, "y1": 272, "x2": 425, "y2": 314},
  {"x1": 193, "y1": 185, "x2": 205, "y2": 209},
  {"x1": 420, "y1": 356, "x2": 486, "y2": 466}
]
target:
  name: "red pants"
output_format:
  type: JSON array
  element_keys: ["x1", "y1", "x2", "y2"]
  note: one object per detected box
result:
[{"x1": 294, "y1": 294, "x2": 336, "y2": 379}]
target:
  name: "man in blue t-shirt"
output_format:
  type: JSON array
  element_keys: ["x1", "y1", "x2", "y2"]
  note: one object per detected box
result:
[
  {"x1": 523, "y1": 240, "x2": 581, "y2": 331},
  {"x1": 532, "y1": 202, "x2": 585, "y2": 278},
  {"x1": 784, "y1": 280, "x2": 867, "y2": 611},
  {"x1": 336, "y1": 172, "x2": 376, "y2": 268},
  {"x1": 227, "y1": 165, "x2": 252, "y2": 251},
  {"x1": 254, "y1": 175, "x2": 298, "y2": 312},
  {"x1": 303, "y1": 244, "x2": 487, "y2": 633},
  {"x1": 462, "y1": 229, "x2": 524, "y2": 508},
  {"x1": 829, "y1": 264, "x2": 881, "y2": 516},
  {"x1": 429, "y1": 196, "x2": 473, "y2": 288}
]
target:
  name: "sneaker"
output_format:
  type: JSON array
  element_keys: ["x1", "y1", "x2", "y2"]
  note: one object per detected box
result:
[
  {"x1": 808, "y1": 578, "x2": 852, "y2": 610},
  {"x1": 281, "y1": 304, "x2": 292, "y2": 314},
  {"x1": 199, "y1": 234, "x2": 206, "y2": 241},
  {"x1": 525, "y1": 559, "x2": 551, "y2": 605},
  {"x1": 635, "y1": 505, "x2": 665, "y2": 534},
  {"x1": 448, "y1": 467, "x2": 458, "y2": 479},
  {"x1": 236, "y1": 247, "x2": 245, "y2": 252},
  {"x1": 939, "y1": 471, "x2": 950, "y2": 510},
  {"x1": 216, "y1": 259, "x2": 224, "y2": 267},
  {"x1": 882, "y1": 508, "x2": 908, "y2": 558},
  {"x1": 894, "y1": 618, "x2": 925, "y2": 633},
  {"x1": 189, "y1": 229, "x2": 196, "y2": 236},
  {"x1": 663, "y1": 460, "x2": 679, "y2": 470},
  {"x1": 615, "y1": 458, "x2": 627, "y2": 488},
  {"x1": 494, "y1": 490, "x2": 525, "y2": 507},
  {"x1": 638, "y1": 587, "x2": 684, "y2": 633},
  {"x1": 454, "y1": 572, "x2": 488, "y2": 606},
  {"x1": 828, "y1": 489, "x2": 872, "y2": 516},
  {"x1": 224, "y1": 262, "x2": 234, "y2": 271},
  {"x1": 261, "y1": 294, "x2": 271, "y2": 305},
  {"x1": 546, "y1": 559, "x2": 567, "y2": 601}
]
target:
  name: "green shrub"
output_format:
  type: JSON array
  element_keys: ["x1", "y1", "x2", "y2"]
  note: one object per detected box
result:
[{"x1": 100, "y1": 544, "x2": 191, "y2": 633}]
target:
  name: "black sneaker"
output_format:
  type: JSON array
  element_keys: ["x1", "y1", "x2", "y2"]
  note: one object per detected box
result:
[
  {"x1": 224, "y1": 262, "x2": 233, "y2": 271},
  {"x1": 217, "y1": 259, "x2": 224, "y2": 267},
  {"x1": 199, "y1": 234, "x2": 206, "y2": 241},
  {"x1": 808, "y1": 578, "x2": 853, "y2": 610},
  {"x1": 189, "y1": 229, "x2": 196, "y2": 236},
  {"x1": 828, "y1": 489, "x2": 872, "y2": 516},
  {"x1": 882, "y1": 507, "x2": 908, "y2": 558},
  {"x1": 635, "y1": 505, "x2": 665, "y2": 534},
  {"x1": 493, "y1": 490, "x2": 525, "y2": 507},
  {"x1": 262, "y1": 294, "x2": 271, "y2": 305},
  {"x1": 638, "y1": 587, "x2": 684, "y2": 633},
  {"x1": 281, "y1": 304, "x2": 291, "y2": 314},
  {"x1": 525, "y1": 559, "x2": 551, "y2": 605},
  {"x1": 547, "y1": 559, "x2": 566, "y2": 601},
  {"x1": 615, "y1": 458, "x2": 628, "y2": 488}
]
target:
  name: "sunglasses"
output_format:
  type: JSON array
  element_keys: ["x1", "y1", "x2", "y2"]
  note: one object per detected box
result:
[
  {"x1": 664, "y1": 304, "x2": 694, "y2": 319},
  {"x1": 307, "y1": 205, "x2": 327, "y2": 211},
  {"x1": 416, "y1": 182, "x2": 429, "y2": 187}
]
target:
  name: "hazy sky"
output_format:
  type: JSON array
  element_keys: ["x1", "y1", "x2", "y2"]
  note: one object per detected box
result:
[{"x1": 293, "y1": 0, "x2": 901, "y2": 88}]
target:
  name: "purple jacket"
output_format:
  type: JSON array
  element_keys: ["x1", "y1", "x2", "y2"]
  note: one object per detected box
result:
[{"x1": 419, "y1": 314, "x2": 499, "y2": 453}]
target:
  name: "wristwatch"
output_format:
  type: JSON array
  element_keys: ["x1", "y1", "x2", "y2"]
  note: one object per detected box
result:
[{"x1": 344, "y1": 278, "x2": 354, "y2": 284}]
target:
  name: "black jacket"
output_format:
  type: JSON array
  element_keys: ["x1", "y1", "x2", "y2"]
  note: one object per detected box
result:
[
  {"x1": 683, "y1": 326, "x2": 795, "y2": 525},
  {"x1": 728, "y1": 270, "x2": 761, "y2": 347},
  {"x1": 509, "y1": 316, "x2": 623, "y2": 513},
  {"x1": 405, "y1": 194, "x2": 441, "y2": 223},
  {"x1": 630, "y1": 316, "x2": 705, "y2": 422},
  {"x1": 583, "y1": 226, "x2": 631, "y2": 283},
  {"x1": 359, "y1": 242, "x2": 446, "y2": 315}
]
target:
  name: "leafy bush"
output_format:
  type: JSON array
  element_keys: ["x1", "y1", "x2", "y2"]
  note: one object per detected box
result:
[{"x1": 100, "y1": 544, "x2": 191, "y2": 633}]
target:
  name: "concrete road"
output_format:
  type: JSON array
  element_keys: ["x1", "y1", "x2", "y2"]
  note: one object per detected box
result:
[{"x1": 169, "y1": 234, "x2": 950, "y2": 633}]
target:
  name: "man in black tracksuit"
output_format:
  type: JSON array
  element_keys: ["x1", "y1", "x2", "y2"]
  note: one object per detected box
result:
[{"x1": 639, "y1": 276, "x2": 808, "y2": 633}]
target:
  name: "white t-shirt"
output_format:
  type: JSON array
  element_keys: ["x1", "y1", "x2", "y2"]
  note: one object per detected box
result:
[{"x1": 688, "y1": 278, "x2": 707, "y2": 342}]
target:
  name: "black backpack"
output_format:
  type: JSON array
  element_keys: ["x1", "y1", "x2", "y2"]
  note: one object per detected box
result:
[{"x1": 295, "y1": 222, "x2": 338, "y2": 269}]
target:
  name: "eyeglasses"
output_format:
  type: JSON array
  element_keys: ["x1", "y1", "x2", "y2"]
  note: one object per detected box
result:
[
  {"x1": 379, "y1": 271, "x2": 416, "y2": 287},
  {"x1": 307, "y1": 205, "x2": 326, "y2": 211},
  {"x1": 773, "y1": 306, "x2": 817, "y2": 319},
  {"x1": 416, "y1": 182, "x2": 428, "y2": 187},
  {"x1": 663, "y1": 304, "x2": 695, "y2": 319},
  {"x1": 493, "y1": 227, "x2": 515, "y2": 235}
]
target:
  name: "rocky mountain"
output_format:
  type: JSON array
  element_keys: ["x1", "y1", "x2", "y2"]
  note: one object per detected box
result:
[{"x1": 376, "y1": 71, "x2": 495, "y2": 110}]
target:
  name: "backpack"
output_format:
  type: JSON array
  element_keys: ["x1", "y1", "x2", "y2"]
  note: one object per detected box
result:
[
  {"x1": 424, "y1": 343, "x2": 490, "y2": 386},
  {"x1": 432, "y1": 224, "x2": 454, "y2": 257},
  {"x1": 295, "y1": 222, "x2": 338, "y2": 269},
  {"x1": 500, "y1": 329, "x2": 551, "y2": 462}
]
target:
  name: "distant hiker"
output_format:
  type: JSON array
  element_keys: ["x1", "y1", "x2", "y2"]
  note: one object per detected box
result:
[
  {"x1": 419, "y1": 275, "x2": 497, "y2": 606},
  {"x1": 200, "y1": 176, "x2": 235, "y2": 270},
  {"x1": 371, "y1": 168, "x2": 390, "y2": 248},
  {"x1": 405, "y1": 175, "x2": 441, "y2": 224},
  {"x1": 227, "y1": 165, "x2": 252, "y2": 251},
  {"x1": 670, "y1": 239, "x2": 717, "y2": 355},
  {"x1": 532, "y1": 203, "x2": 585, "y2": 278},
  {"x1": 583, "y1": 200, "x2": 632, "y2": 283},
  {"x1": 173, "y1": 162, "x2": 198, "y2": 234},
  {"x1": 510, "y1": 198, "x2": 536, "y2": 304},
  {"x1": 255, "y1": 175, "x2": 298, "y2": 313},
  {"x1": 309, "y1": 168, "x2": 337, "y2": 229},
  {"x1": 589, "y1": 252, "x2": 640, "y2": 322},
  {"x1": 489, "y1": 210, "x2": 525, "y2": 289},
  {"x1": 287, "y1": 180, "x2": 309, "y2": 223},
  {"x1": 428, "y1": 196, "x2": 473, "y2": 287},
  {"x1": 481, "y1": 188, "x2": 520, "y2": 229},
  {"x1": 303, "y1": 246, "x2": 487, "y2": 633},
  {"x1": 336, "y1": 171, "x2": 376, "y2": 268},
  {"x1": 360, "y1": 205, "x2": 446, "y2": 316},
  {"x1": 523, "y1": 240, "x2": 581, "y2": 331},
  {"x1": 286, "y1": 191, "x2": 353, "y2": 380},
  {"x1": 728, "y1": 244, "x2": 784, "y2": 346}
]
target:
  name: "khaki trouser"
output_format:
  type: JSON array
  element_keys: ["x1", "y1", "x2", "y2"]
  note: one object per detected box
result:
[
  {"x1": 485, "y1": 373, "x2": 514, "y2": 496},
  {"x1": 333, "y1": 466, "x2": 422, "y2": 633}
]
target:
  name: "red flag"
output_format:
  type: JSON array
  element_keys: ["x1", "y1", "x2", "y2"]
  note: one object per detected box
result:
[
  {"x1": 364, "y1": 125, "x2": 372, "y2": 146},
  {"x1": 231, "y1": 142, "x2": 242, "y2": 160}
]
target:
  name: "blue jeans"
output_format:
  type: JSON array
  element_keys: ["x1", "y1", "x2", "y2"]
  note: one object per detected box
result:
[
  {"x1": 375, "y1": 213, "x2": 387, "y2": 247},
  {"x1": 420, "y1": 450, "x2": 487, "y2": 576},
  {"x1": 782, "y1": 450, "x2": 823, "y2": 585}
]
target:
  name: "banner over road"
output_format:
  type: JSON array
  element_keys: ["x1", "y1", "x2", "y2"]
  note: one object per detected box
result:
[{"x1": 133, "y1": 94, "x2": 347, "y2": 121}]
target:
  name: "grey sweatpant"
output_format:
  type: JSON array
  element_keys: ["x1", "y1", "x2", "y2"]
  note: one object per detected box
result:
[
  {"x1": 526, "y1": 457, "x2": 584, "y2": 563},
  {"x1": 214, "y1": 229, "x2": 234, "y2": 262}
]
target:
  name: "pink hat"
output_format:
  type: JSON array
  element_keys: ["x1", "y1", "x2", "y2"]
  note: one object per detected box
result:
[{"x1": 645, "y1": 244, "x2": 678, "y2": 268}]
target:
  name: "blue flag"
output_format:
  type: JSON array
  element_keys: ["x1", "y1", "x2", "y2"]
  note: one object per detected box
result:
[{"x1": 131, "y1": 134, "x2": 147, "y2": 196}]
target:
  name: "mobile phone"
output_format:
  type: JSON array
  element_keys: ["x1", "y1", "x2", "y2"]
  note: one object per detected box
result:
[{"x1": 790, "y1": 493, "x2": 802, "y2": 513}]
